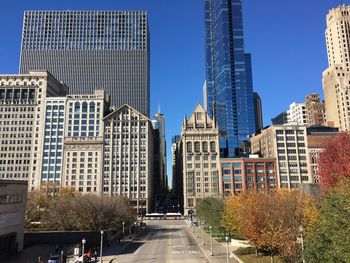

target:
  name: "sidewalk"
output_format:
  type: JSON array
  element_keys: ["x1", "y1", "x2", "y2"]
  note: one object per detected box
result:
[{"x1": 187, "y1": 222, "x2": 243, "y2": 263}]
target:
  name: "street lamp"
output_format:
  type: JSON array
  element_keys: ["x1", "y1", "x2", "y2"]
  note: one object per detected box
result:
[
  {"x1": 202, "y1": 222, "x2": 205, "y2": 245},
  {"x1": 81, "y1": 238, "x2": 86, "y2": 263},
  {"x1": 299, "y1": 225, "x2": 305, "y2": 263},
  {"x1": 225, "y1": 236, "x2": 230, "y2": 263},
  {"x1": 122, "y1": 222, "x2": 125, "y2": 242},
  {"x1": 100, "y1": 230, "x2": 104, "y2": 263},
  {"x1": 209, "y1": 226, "x2": 214, "y2": 256}
]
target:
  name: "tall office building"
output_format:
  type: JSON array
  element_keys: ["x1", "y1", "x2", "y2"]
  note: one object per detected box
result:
[
  {"x1": 0, "y1": 71, "x2": 67, "y2": 191},
  {"x1": 62, "y1": 90, "x2": 110, "y2": 194},
  {"x1": 41, "y1": 97, "x2": 66, "y2": 193},
  {"x1": 205, "y1": 0, "x2": 256, "y2": 156},
  {"x1": 20, "y1": 10, "x2": 150, "y2": 115},
  {"x1": 253, "y1": 92, "x2": 263, "y2": 131},
  {"x1": 322, "y1": 5, "x2": 350, "y2": 131},
  {"x1": 103, "y1": 104, "x2": 154, "y2": 214}
]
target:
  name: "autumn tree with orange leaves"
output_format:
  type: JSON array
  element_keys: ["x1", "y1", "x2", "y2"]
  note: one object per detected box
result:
[
  {"x1": 222, "y1": 190, "x2": 318, "y2": 263},
  {"x1": 318, "y1": 132, "x2": 350, "y2": 189}
]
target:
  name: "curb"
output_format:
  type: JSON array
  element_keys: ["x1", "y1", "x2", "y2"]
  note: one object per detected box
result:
[{"x1": 186, "y1": 224, "x2": 211, "y2": 263}]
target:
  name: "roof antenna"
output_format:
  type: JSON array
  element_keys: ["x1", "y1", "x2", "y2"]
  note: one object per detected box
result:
[{"x1": 157, "y1": 103, "x2": 161, "y2": 114}]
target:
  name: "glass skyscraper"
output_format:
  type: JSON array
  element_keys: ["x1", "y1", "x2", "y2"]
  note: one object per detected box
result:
[
  {"x1": 205, "y1": 0, "x2": 255, "y2": 156},
  {"x1": 20, "y1": 10, "x2": 150, "y2": 115}
]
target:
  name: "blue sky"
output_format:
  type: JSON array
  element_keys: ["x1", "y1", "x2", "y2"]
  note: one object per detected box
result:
[{"x1": 0, "y1": 0, "x2": 342, "y2": 186}]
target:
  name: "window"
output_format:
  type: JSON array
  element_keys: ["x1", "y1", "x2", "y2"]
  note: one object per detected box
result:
[
  {"x1": 186, "y1": 142, "x2": 192, "y2": 153},
  {"x1": 74, "y1": 102, "x2": 80, "y2": 112},
  {"x1": 210, "y1": 141, "x2": 216, "y2": 152},
  {"x1": 202, "y1": 141, "x2": 208, "y2": 152},
  {"x1": 194, "y1": 142, "x2": 200, "y2": 153}
]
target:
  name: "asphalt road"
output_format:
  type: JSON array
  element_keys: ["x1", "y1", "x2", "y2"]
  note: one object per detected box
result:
[{"x1": 115, "y1": 219, "x2": 209, "y2": 263}]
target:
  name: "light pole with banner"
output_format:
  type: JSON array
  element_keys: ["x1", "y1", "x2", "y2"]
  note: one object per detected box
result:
[{"x1": 81, "y1": 238, "x2": 86, "y2": 263}]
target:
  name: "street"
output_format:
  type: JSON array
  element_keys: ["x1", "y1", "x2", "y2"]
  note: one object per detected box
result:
[{"x1": 114, "y1": 220, "x2": 208, "y2": 263}]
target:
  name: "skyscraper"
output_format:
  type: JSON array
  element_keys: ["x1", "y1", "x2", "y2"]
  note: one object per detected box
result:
[
  {"x1": 253, "y1": 92, "x2": 263, "y2": 131},
  {"x1": 20, "y1": 10, "x2": 150, "y2": 115},
  {"x1": 205, "y1": 0, "x2": 255, "y2": 156},
  {"x1": 323, "y1": 5, "x2": 350, "y2": 130}
]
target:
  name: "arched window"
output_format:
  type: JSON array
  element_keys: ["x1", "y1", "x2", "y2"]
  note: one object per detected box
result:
[
  {"x1": 187, "y1": 142, "x2": 192, "y2": 153},
  {"x1": 194, "y1": 142, "x2": 200, "y2": 153},
  {"x1": 82, "y1": 102, "x2": 88, "y2": 112},
  {"x1": 90, "y1": 102, "x2": 95, "y2": 112},
  {"x1": 74, "y1": 102, "x2": 80, "y2": 112},
  {"x1": 210, "y1": 141, "x2": 216, "y2": 152},
  {"x1": 202, "y1": 141, "x2": 208, "y2": 152}
]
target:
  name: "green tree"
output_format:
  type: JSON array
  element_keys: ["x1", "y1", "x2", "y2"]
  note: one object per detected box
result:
[
  {"x1": 195, "y1": 197, "x2": 224, "y2": 230},
  {"x1": 305, "y1": 179, "x2": 350, "y2": 262}
]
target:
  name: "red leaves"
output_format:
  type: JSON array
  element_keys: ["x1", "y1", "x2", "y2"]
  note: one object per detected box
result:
[{"x1": 318, "y1": 133, "x2": 350, "y2": 189}]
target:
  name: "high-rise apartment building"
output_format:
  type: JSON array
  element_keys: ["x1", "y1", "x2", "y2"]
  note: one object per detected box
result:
[
  {"x1": 103, "y1": 104, "x2": 154, "y2": 214},
  {"x1": 41, "y1": 97, "x2": 66, "y2": 193},
  {"x1": 305, "y1": 94, "x2": 325, "y2": 126},
  {"x1": 323, "y1": 5, "x2": 350, "y2": 131},
  {"x1": 205, "y1": 0, "x2": 255, "y2": 156},
  {"x1": 253, "y1": 92, "x2": 263, "y2": 131},
  {"x1": 62, "y1": 90, "x2": 110, "y2": 194},
  {"x1": 20, "y1": 10, "x2": 150, "y2": 115},
  {"x1": 0, "y1": 71, "x2": 67, "y2": 191},
  {"x1": 251, "y1": 125, "x2": 312, "y2": 189},
  {"x1": 181, "y1": 103, "x2": 220, "y2": 216}
]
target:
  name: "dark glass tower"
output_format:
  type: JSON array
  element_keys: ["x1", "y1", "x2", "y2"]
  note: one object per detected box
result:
[
  {"x1": 205, "y1": 0, "x2": 255, "y2": 156},
  {"x1": 20, "y1": 10, "x2": 150, "y2": 115}
]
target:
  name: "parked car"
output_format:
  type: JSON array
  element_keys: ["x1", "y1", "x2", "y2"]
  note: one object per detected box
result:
[{"x1": 47, "y1": 255, "x2": 60, "y2": 263}]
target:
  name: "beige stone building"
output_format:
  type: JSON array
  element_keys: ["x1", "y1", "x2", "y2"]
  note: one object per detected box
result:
[
  {"x1": 323, "y1": 5, "x2": 350, "y2": 131},
  {"x1": 0, "y1": 180, "x2": 28, "y2": 254},
  {"x1": 181, "y1": 103, "x2": 220, "y2": 216},
  {"x1": 62, "y1": 90, "x2": 110, "y2": 194},
  {"x1": 0, "y1": 71, "x2": 67, "y2": 191},
  {"x1": 305, "y1": 94, "x2": 325, "y2": 126},
  {"x1": 103, "y1": 104, "x2": 154, "y2": 214},
  {"x1": 251, "y1": 124, "x2": 312, "y2": 189}
]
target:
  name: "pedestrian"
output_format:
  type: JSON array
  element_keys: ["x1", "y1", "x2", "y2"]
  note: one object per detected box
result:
[{"x1": 93, "y1": 249, "x2": 98, "y2": 262}]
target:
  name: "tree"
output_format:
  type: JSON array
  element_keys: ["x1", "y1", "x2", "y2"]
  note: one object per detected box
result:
[
  {"x1": 305, "y1": 178, "x2": 350, "y2": 262},
  {"x1": 318, "y1": 132, "x2": 350, "y2": 189},
  {"x1": 26, "y1": 192, "x2": 136, "y2": 231},
  {"x1": 195, "y1": 197, "x2": 224, "y2": 230},
  {"x1": 222, "y1": 190, "x2": 318, "y2": 263},
  {"x1": 25, "y1": 190, "x2": 50, "y2": 230}
]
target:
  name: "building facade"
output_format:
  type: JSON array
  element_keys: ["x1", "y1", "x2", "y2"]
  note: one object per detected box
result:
[
  {"x1": 40, "y1": 97, "x2": 66, "y2": 193},
  {"x1": 0, "y1": 180, "x2": 27, "y2": 255},
  {"x1": 62, "y1": 90, "x2": 110, "y2": 194},
  {"x1": 219, "y1": 156, "x2": 277, "y2": 197},
  {"x1": 103, "y1": 104, "x2": 154, "y2": 214},
  {"x1": 20, "y1": 10, "x2": 150, "y2": 115},
  {"x1": 305, "y1": 94, "x2": 325, "y2": 126},
  {"x1": 306, "y1": 125, "x2": 338, "y2": 184},
  {"x1": 251, "y1": 125, "x2": 312, "y2": 189},
  {"x1": 0, "y1": 71, "x2": 67, "y2": 191},
  {"x1": 288, "y1": 102, "x2": 307, "y2": 125},
  {"x1": 181, "y1": 104, "x2": 220, "y2": 216},
  {"x1": 205, "y1": 0, "x2": 255, "y2": 156},
  {"x1": 271, "y1": 111, "x2": 290, "y2": 125},
  {"x1": 323, "y1": 5, "x2": 350, "y2": 131}
]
